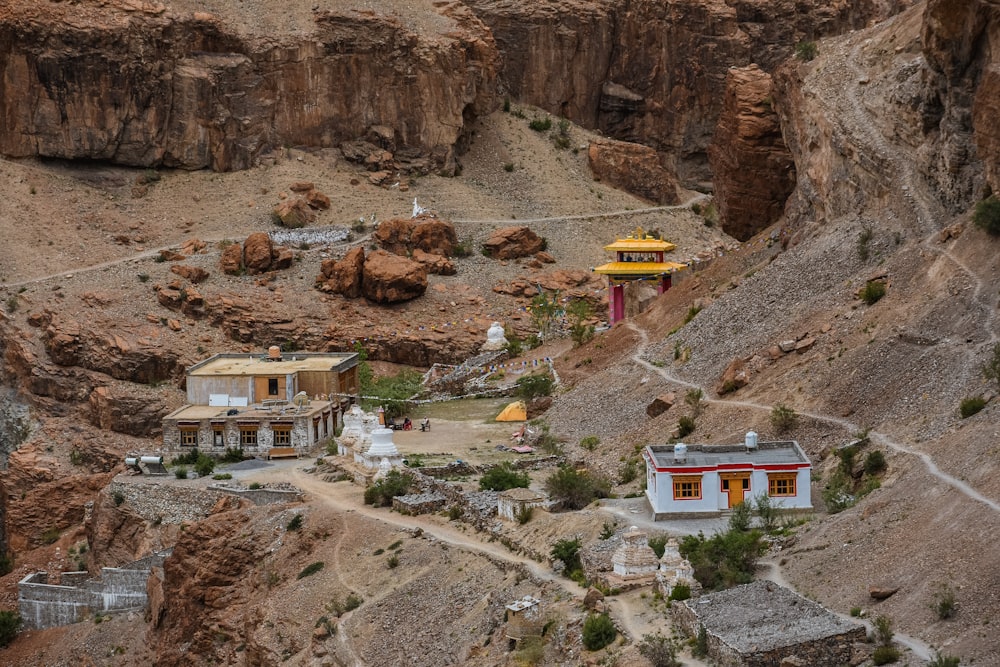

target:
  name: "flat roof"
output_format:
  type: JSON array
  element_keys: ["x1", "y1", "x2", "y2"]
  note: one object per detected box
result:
[
  {"x1": 593, "y1": 260, "x2": 688, "y2": 276},
  {"x1": 187, "y1": 352, "x2": 358, "y2": 377},
  {"x1": 164, "y1": 400, "x2": 333, "y2": 421},
  {"x1": 646, "y1": 441, "x2": 809, "y2": 470},
  {"x1": 683, "y1": 581, "x2": 863, "y2": 652}
]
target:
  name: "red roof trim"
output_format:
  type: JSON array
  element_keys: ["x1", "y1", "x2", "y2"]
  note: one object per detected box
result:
[{"x1": 650, "y1": 462, "x2": 808, "y2": 474}]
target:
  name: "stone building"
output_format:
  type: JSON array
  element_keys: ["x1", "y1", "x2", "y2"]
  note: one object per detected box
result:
[
  {"x1": 505, "y1": 595, "x2": 543, "y2": 645},
  {"x1": 497, "y1": 487, "x2": 546, "y2": 521},
  {"x1": 644, "y1": 433, "x2": 812, "y2": 519},
  {"x1": 672, "y1": 580, "x2": 866, "y2": 667},
  {"x1": 162, "y1": 348, "x2": 358, "y2": 459},
  {"x1": 603, "y1": 526, "x2": 660, "y2": 589}
]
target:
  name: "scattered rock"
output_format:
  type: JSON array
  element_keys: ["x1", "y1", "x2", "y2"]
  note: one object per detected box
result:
[
  {"x1": 646, "y1": 392, "x2": 676, "y2": 418},
  {"x1": 482, "y1": 226, "x2": 545, "y2": 259}
]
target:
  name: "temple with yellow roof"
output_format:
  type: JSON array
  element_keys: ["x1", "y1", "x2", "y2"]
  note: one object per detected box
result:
[{"x1": 593, "y1": 227, "x2": 687, "y2": 324}]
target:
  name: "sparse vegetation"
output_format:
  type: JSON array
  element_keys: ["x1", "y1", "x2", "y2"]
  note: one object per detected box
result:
[
  {"x1": 0, "y1": 610, "x2": 21, "y2": 648},
  {"x1": 973, "y1": 195, "x2": 1000, "y2": 235},
  {"x1": 959, "y1": 396, "x2": 985, "y2": 418},
  {"x1": 864, "y1": 450, "x2": 887, "y2": 476},
  {"x1": 361, "y1": 369, "x2": 422, "y2": 419},
  {"x1": 637, "y1": 632, "x2": 679, "y2": 666},
  {"x1": 861, "y1": 280, "x2": 887, "y2": 305},
  {"x1": 41, "y1": 527, "x2": 61, "y2": 544},
  {"x1": 927, "y1": 653, "x2": 961, "y2": 667},
  {"x1": 529, "y1": 117, "x2": 552, "y2": 132},
  {"x1": 581, "y1": 613, "x2": 616, "y2": 650},
  {"x1": 684, "y1": 388, "x2": 703, "y2": 417},
  {"x1": 516, "y1": 372, "x2": 554, "y2": 400},
  {"x1": 297, "y1": 561, "x2": 325, "y2": 579},
  {"x1": 363, "y1": 469, "x2": 414, "y2": 506},
  {"x1": 931, "y1": 583, "x2": 957, "y2": 620},
  {"x1": 683, "y1": 305, "x2": 701, "y2": 324},
  {"x1": 618, "y1": 458, "x2": 638, "y2": 485},
  {"x1": 677, "y1": 415, "x2": 696, "y2": 438},
  {"x1": 387, "y1": 554, "x2": 400, "y2": 569},
  {"x1": 871, "y1": 615, "x2": 899, "y2": 665},
  {"x1": 795, "y1": 40, "x2": 818, "y2": 61},
  {"x1": 286, "y1": 514, "x2": 304, "y2": 531},
  {"x1": 550, "y1": 538, "x2": 582, "y2": 578},
  {"x1": 580, "y1": 435, "x2": 600, "y2": 451},
  {"x1": 112, "y1": 490, "x2": 125, "y2": 506},
  {"x1": 515, "y1": 505, "x2": 534, "y2": 524},
  {"x1": 221, "y1": 447, "x2": 246, "y2": 463},
  {"x1": 479, "y1": 463, "x2": 530, "y2": 491},
  {"x1": 212, "y1": 473, "x2": 233, "y2": 480},
  {"x1": 770, "y1": 403, "x2": 799, "y2": 433},
  {"x1": 529, "y1": 291, "x2": 561, "y2": 337},
  {"x1": 567, "y1": 298, "x2": 595, "y2": 346},
  {"x1": 857, "y1": 224, "x2": 874, "y2": 261},
  {"x1": 544, "y1": 465, "x2": 610, "y2": 510},
  {"x1": 982, "y1": 342, "x2": 1000, "y2": 390}
]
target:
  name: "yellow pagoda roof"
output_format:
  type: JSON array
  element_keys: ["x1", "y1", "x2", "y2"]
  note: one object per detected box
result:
[
  {"x1": 593, "y1": 261, "x2": 688, "y2": 276},
  {"x1": 604, "y1": 226, "x2": 676, "y2": 253}
]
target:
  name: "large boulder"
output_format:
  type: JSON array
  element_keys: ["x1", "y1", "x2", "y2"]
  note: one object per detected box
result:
[
  {"x1": 361, "y1": 250, "x2": 427, "y2": 303},
  {"x1": 483, "y1": 226, "x2": 546, "y2": 259},
  {"x1": 373, "y1": 218, "x2": 415, "y2": 255},
  {"x1": 588, "y1": 138, "x2": 679, "y2": 204},
  {"x1": 412, "y1": 249, "x2": 457, "y2": 276},
  {"x1": 316, "y1": 247, "x2": 366, "y2": 298},
  {"x1": 708, "y1": 65, "x2": 795, "y2": 242},
  {"x1": 411, "y1": 217, "x2": 458, "y2": 256},
  {"x1": 243, "y1": 232, "x2": 275, "y2": 274},
  {"x1": 272, "y1": 199, "x2": 315, "y2": 228},
  {"x1": 220, "y1": 243, "x2": 243, "y2": 275}
]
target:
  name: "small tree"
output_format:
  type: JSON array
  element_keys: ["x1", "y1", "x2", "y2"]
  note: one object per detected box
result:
[
  {"x1": 529, "y1": 291, "x2": 561, "y2": 338},
  {"x1": 0, "y1": 610, "x2": 20, "y2": 648},
  {"x1": 753, "y1": 494, "x2": 779, "y2": 532},
  {"x1": 544, "y1": 466, "x2": 609, "y2": 510},
  {"x1": 566, "y1": 298, "x2": 595, "y2": 346},
  {"x1": 550, "y1": 537, "x2": 582, "y2": 576},
  {"x1": 637, "y1": 632, "x2": 680, "y2": 667},
  {"x1": 973, "y1": 195, "x2": 1000, "y2": 235},
  {"x1": 479, "y1": 463, "x2": 530, "y2": 491},
  {"x1": 684, "y1": 388, "x2": 703, "y2": 417},
  {"x1": 516, "y1": 373, "x2": 554, "y2": 400},
  {"x1": 770, "y1": 403, "x2": 799, "y2": 433},
  {"x1": 581, "y1": 613, "x2": 616, "y2": 650}
]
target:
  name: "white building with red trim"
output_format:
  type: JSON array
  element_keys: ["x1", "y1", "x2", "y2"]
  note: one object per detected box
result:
[{"x1": 643, "y1": 434, "x2": 812, "y2": 519}]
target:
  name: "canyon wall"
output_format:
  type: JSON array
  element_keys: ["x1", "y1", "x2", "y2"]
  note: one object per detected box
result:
[{"x1": 0, "y1": 1, "x2": 498, "y2": 172}]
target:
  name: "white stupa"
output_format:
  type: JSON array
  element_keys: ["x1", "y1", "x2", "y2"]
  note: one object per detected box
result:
[
  {"x1": 337, "y1": 404, "x2": 366, "y2": 455},
  {"x1": 361, "y1": 427, "x2": 404, "y2": 470},
  {"x1": 481, "y1": 321, "x2": 509, "y2": 351}
]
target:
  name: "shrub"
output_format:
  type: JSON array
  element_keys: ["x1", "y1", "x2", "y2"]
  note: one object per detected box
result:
[
  {"x1": 516, "y1": 373, "x2": 554, "y2": 400},
  {"x1": 297, "y1": 561, "x2": 324, "y2": 579},
  {"x1": 544, "y1": 466, "x2": 609, "y2": 510},
  {"x1": 861, "y1": 280, "x2": 887, "y2": 305},
  {"x1": 580, "y1": 435, "x2": 600, "y2": 451},
  {"x1": 70, "y1": 448, "x2": 83, "y2": 466},
  {"x1": 5, "y1": 296, "x2": 18, "y2": 313},
  {"x1": 873, "y1": 614, "x2": 894, "y2": 646},
  {"x1": 872, "y1": 645, "x2": 901, "y2": 665},
  {"x1": 973, "y1": 195, "x2": 1000, "y2": 235},
  {"x1": 514, "y1": 635, "x2": 545, "y2": 665},
  {"x1": 361, "y1": 369, "x2": 423, "y2": 419},
  {"x1": 932, "y1": 583, "x2": 957, "y2": 620},
  {"x1": 928, "y1": 653, "x2": 961, "y2": 667},
  {"x1": 363, "y1": 470, "x2": 414, "y2": 506},
  {"x1": 41, "y1": 527, "x2": 61, "y2": 544},
  {"x1": 112, "y1": 490, "x2": 125, "y2": 507},
  {"x1": 795, "y1": 40, "x2": 818, "y2": 61},
  {"x1": 600, "y1": 521, "x2": 616, "y2": 540},
  {"x1": 668, "y1": 584, "x2": 691, "y2": 602},
  {"x1": 516, "y1": 505, "x2": 534, "y2": 524},
  {"x1": 387, "y1": 554, "x2": 399, "y2": 569},
  {"x1": 618, "y1": 458, "x2": 638, "y2": 485},
  {"x1": 567, "y1": 299, "x2": 595, "y2": 346},
  {"x1": 286, "y1": 514, "x2": 304, "y2": 531},
  {"x1": 770, "y1": 403, "x2": 799, "y2": 433},
  {"x1": 683, "y1": 305, "x2": 701, "y2": 324},
  {"x1": 850, "y1": 606, "x2": 863, "y2": 617},
  {"x1": 248, "y1": 482, "x2": 262, "y2": 490},
  {"x1": 864, "y1": 450, "x2": 887, "y2": 475},
  {"x1": 638, "y1": 632, "x2": 680, "y2": 667},
  {"x1": 648, "y1": 534, "x2": 668, "y2": 559},
  {"x1": 174, "y1": 466, "x2": 188, "y2": 479},
  {"x1": 221, "y1": 447, "x2": 245, "y2": 463},
  {"x1": 959, "y1": 396, "x2": 985, "y2": 418},
  {"x1": 528, "y1": 117, "x2": 552, "y2": 132},
  {"x1": 344, "y1": 593, "x2": 364, "y2": 612},
  {"x1": 582, "y1": 613, "x2": 616, "y2": 650},
  {"x1": 194, "y1": 455, "x2": 215, "y2": 478},
  {"x1": 679, "y1": 525, "x2": 765, "y2": 590},
  {"x1": 550, "y1": 538, "x2": 582, "y2": 577},
  {"x1": 822, "y1": 470, "x2": 855, "y2": 513},
  {"x1": 0, "y1": 551, "x2": 13, "y2": 576},
  {"x1": 719, "y1": 379, "x2": 741, "y2": 395},
  {"x1": 212, "y1": 473, "x2": 233, "y2": 480},
  {"x1": 684, "y1": 388, "x2": 703, "y2": 416},
  {"x1": 753, "y1": 493, "x2": 779, "y2": 532},
  {"x1": 693, "y1": 625, "x2": 709, "y2": 657},
  {"x1": 982, "y1": 342, "x2": 1000, "y2": 390},
  {"x1": 0, "y1": 611, "x2": 21, "y2": 648},
  {"x1": 479, "y1": 463, "x2": 530, "y2": 491},
  {"x1": 857, "y1": 224, "x2": 874, "y2": 261},
  {"x1": 677, "y1": 416, "x2": 696, "y2": 438},
  {"x1": 503, "y1": 162, "x2": 515, "y2": 172}
]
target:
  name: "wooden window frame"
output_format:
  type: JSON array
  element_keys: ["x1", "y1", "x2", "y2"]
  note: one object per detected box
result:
[
  {"x1": 271, "y1": 424, "x2": 292, "y2": 446},
  {"x1": 239, "y1": 426, "x2": 259, "y2": 447},
  {"x1": 768, "y1": 473, "x2": 797, "y2": 497},
  {"x1": 179, "y1": 427, "x2": 199, "y2": 447},
  {"x1": 672, "y1": 475, "x2": 702, "y2": 500}
]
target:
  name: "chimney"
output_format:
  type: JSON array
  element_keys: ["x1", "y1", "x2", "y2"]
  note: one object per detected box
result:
[{"x1": 268, "y1": 345, "x2": 282, "y2": 361}]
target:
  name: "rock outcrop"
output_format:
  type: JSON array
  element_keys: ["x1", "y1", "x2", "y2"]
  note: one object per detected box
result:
[
  {"x1": 316, "y1": 247, "x2": 366, "y2": 298},
  {"x1": 588, "y1": 138, "x2": 679, "y2": 204},
  {"x1": 483, "y1": 226, "x2": 545, "y2": 259},
  {"x1": 361, "y1": 251, "x2": 428, "y2": 304},
  {"x1": 708, "y1": 65, "x2": 796, "y2": 241},
  {"x1": 219, "y1": 233, "x2": 294, "y2": 276},
  {"x1": 0, "y1": 0, "x2": 498, "y2": 172},
  {"x1": 89, "y1": 385, "x2": 167, "y2": 437}
]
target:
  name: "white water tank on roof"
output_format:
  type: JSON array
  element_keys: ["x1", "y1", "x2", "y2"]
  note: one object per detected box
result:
[
  {"x1": 673, "y1": 443, "x2": 687, "y2": 462},
  {"x1": 745, "y1": 431, "x2": 758, "y2": 450}
]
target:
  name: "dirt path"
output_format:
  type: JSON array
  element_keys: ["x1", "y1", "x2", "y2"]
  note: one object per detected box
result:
[{"x1": 452, "y1": 192, "x2": 709, "y2": 225}]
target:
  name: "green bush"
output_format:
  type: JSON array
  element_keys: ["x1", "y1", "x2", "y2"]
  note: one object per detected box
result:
[
  {"x1": 693, "y1": 625, "x2": 708, "y2": 657},
  {"x1": 174, "y1": 466, "x2": 188, "y2": 479},
  {"x1": 286, "y1": 514, "x2": 304, "y2": 531},
  {"x1": 928, "y1": 653, "x2": 961, "y2": 667},
  {"x1": 221, "y1": 447, "x2": 246, "y2": 463},
  {"x1": 770, "y1": 403, "x2": 799, "y2": 433},
  {"x1": 112, "y1": 490, "x2": 125, "y2": 506},
  {"x1": 0, "y1": 610, "x2": 21, "y2": 648},
  {"x1": 959, "y1": 396, "x2": 985, "y2": 418},
  {"x1": 872, "y1": 645, "x2": 900, "y2": 665},
  {"x1": 544, "y1": 465, "x2": 609, "y2": 510},
  {"x1": 344, "y1": 593, "x2": 364, "y2": 611},
  {"x1": 582, "y1": 613, "x2": 616, "y2": 650},
  {"x1": 567, "y1": 299, "x2": 594, "y2": 346},
  {"x1": 618, "y1": 458, "x2": 638, "y2": 485},
  {"x1": 648, "y1": 534, "x2": 668, "y2": 559},
  {"x1": 864, "y1": 450, "x2": 887, "y2": 475},
  {"x1": 822, "y1": 470, "x2": 855, "y2": 513},
  {"x1": 932, "y1": 583, "x2": 957, "y2": 620},
  {"x1": 973, "y1": 195, "x2": 1000, "y2": 235},
  {"x1": 194, "y1": 455, "x2": 215, "y2": 478},
  {"x1": 679, "y1": 525, "x2": 765, "y2": 591},
  {"x1": 528, "y1": 117, "x2": 552, "y2": 132},
  {"x1": 248, "y1": 482, "x2": 262, "y2": 490},
  {"x1": 857, "y1": 224, "x2": 874, "y2": 262},
  {"x1": 516, "y1": 372, "x2": 554, "y2": 400},
  {"x1": 516, "y1": 505, "x2": 534, "y2": 525},
  {"x1": 212, "y1": 473, "x2": 233, "y2": 480},
  {"x1": 297, "y1": 561, "x2": 324, "y2": 579},
  {"x1": 580, "y1": 435, "x2": 600, "y2": 451},
  {"x1": 387, "y1": 554, "x2": 399, "y2": 569},
  {"x1": 479, "y1": 463, "x2": 530, "y2": 491},
  {"x1": 638, "y1": 632, "x2": 679, "y2": 667},
  {"x1": 363, "y1": 469, "x2": 414, "y2": 506},
  {"x1": 668, "y1": 584, "x2": 691, "y2": 601},
  {"x1": 677, "y1": 416, "x2": 696, "y2": 438},
  {"x1": 795, "y1": 41, "x2": 818, "y2": 61},
  {"x1": 982, "y1": 343, "x2": 1000, "y2": 390},
  {"x1": 861, "y1": 280, "x2": 886, "y2": 305},
  {"x1": 550, "y1": 538, "x2": 582, "y2": 577},
  {"x1": 684, "y1": 388, "x2": 703, "y2": 416}
]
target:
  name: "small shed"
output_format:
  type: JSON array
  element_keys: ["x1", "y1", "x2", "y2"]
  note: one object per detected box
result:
[
  {"x1": 498, "y1": 487, "x2": 546, "y2": 521},
  {"x1": 505, "y1": 595, "x2": 542, "y2": 643}
]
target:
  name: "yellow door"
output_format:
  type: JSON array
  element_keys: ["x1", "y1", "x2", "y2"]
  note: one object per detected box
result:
[{"x1": 721, "y1": 473, "x2": 750, "y2": 508}]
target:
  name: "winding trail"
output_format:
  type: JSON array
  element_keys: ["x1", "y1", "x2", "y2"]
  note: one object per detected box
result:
[
  {"x1": 452, "y1": 193, "x2": 709, "y2": 225},
  {"x1": 627, "y1": 322, "x2": 1000, "y2": 514}
]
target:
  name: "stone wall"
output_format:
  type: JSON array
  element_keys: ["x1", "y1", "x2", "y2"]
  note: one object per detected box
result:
[
  {"x1": 208, "y1": 483, "x2": 303, "y2": 506},
  {"x1": 392, "y1": 492, "x2": 447, "y2": 515},
  {"x1": 19, "y1": 550, "x2": 171, "y2": 630}
]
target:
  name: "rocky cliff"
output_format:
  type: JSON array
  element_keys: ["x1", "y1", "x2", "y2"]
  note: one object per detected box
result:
[{"x1": 0, "y1": 0, "x2": 498, "y2": 172}]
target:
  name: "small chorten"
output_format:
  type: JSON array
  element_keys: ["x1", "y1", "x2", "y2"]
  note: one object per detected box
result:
[
  {"x1": 481, "y1": 321, "x2": 508, "y2": 351},
  {"x1": 611, "y1": 526, "x2": 660, "y2": 578}
]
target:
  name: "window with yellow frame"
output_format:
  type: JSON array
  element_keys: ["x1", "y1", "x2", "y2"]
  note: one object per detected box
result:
[
  {"x1": 272, "y1": 424, "x2": 292, "y2": 446},
  {"x1": 180, "y1": 427, "x2": 199, "y2": 447},
  {"x1": 768, "y1": 473, "x2": 797, "y2": 497},
  {"x1": 672, "y1": 475, "x2": 702, "y2": 500}
]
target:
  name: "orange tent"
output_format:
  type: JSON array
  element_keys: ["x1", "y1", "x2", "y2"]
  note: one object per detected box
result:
[{"x1": 495, "y1": 400, "x2": 527, "y2": 422}]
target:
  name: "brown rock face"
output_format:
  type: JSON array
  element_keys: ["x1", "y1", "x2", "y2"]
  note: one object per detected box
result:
[
  {"x1": 361, "y1": 250, "x2": 428, "y2": 303},
  {"x1": 373, "y1": 218, "x2": 415, "y2": 255},
  {"x1": 243, "y1": 232, "x2": 275, "y2": 274},
  {"x1": 646, "y1": 392, "x2": 676, "y2": 418},
  {"x1": 44, "y1": 318, "x2": 182, "y2": 384},
  {"x1": 588, "y1": 139, "x2": 679, "y2": 204},
  {"x1": 412, "y1": 249, "x2": 457, "y2": 276},
  {"x1": 0, "y1": 2, "x2": 498, "y2": 172},
  {"x1": 316, "y1": 247, "x2": 365, "y2": 298},
  {"x1": 483, "y1": 226, "x2": 545, "y2": 259},
  {"x1": 411, "y1": 218, "x2": 458, "y2": 256},
  {"x1": 708, "y1": 65, "x2": 796, "y2": 241},
  {"x1": 89, "y1": 385, "x2": 167, "y2": 436},
  {"x1": 169, "y1": 264, "x2": 210, "y2": 284},
  {"x1": 272, "y1": 199, "x2": 315, "y2": 229},
  {"x1": 220, "y1": 243, "x2": 243, "y2": 275}
]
